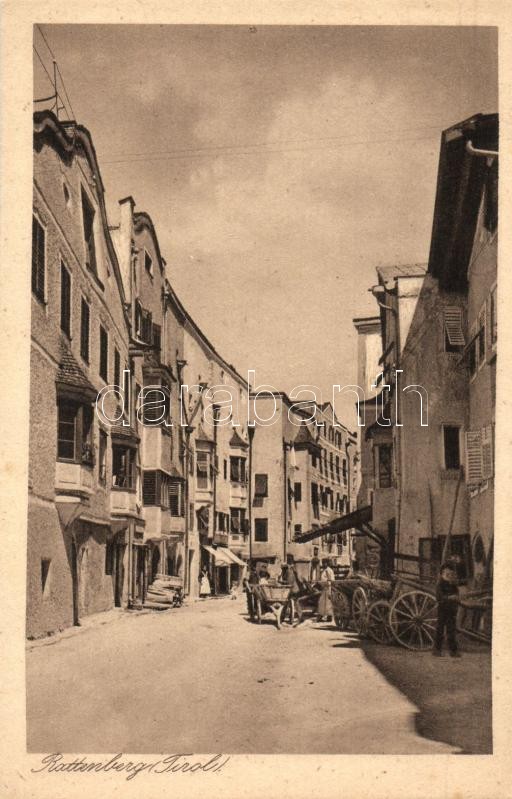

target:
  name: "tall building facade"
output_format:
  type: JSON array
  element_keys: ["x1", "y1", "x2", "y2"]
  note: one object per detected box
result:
[
  {"x1": 352, "y1": 113, "x2": 497, "y2": 589},
  {"x1": 29, "y1": 111, "x2": 140, "y2": 637}
]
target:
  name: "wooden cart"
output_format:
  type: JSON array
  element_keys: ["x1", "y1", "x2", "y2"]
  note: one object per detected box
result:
[
  {"x1": 252, "y1": 584, "x2": 292, "y2": 630},
  {"x1": 328, "y1": 574, "x2": 437, "y2": 649}
]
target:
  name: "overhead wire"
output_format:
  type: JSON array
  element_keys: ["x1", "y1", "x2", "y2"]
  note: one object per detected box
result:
[
  {"x1": 104, "y1": 124, "x2": 444, "y2": 161},
  {"x1": 102, "y1": 133, "x2": 439, "y2": 165},
  {"x1": 34, "y1": 25, "x2": 77, "y2": 120}
]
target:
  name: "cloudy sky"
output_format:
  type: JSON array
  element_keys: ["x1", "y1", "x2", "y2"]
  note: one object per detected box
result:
[{"x1": 34, "y1": 25, "x2": 497, "y2": 426}]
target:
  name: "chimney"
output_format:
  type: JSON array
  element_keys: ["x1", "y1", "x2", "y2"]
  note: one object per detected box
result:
[{"x1": 116, "y1": 196, "x2": 135, "y2": 304}]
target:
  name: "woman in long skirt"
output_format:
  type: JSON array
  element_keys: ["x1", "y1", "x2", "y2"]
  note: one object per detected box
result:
[
  {"x1": 199, "y1": 568, "x2": 211, "y2": 598},
  {"x1": 317, "y1": 560, "x2": 335, "y2": 621}
]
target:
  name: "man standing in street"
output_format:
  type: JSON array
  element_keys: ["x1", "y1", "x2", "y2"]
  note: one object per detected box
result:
[{"x1": 433, "y1": 561, "x2": 461, "y2": 658}]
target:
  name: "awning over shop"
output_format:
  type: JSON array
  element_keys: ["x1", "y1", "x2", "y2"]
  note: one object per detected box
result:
[
  {"x1": 202, "y1": 545, "x2": 246, "y2": 568},
  {"x1": 294, "y1": 505, "x2": 373, "y2": 544}
]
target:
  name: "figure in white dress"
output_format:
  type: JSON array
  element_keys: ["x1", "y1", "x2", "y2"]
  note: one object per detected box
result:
[{"x1": 199, "y1": 568, "x2": 211, "y2": 598}]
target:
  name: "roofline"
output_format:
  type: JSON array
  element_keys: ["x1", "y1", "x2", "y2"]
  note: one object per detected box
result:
[
  {"x1": 33, "y1": 110, "x2": 129, "y2": 328},
  {"x1": 164, "y1": 282, "x2": 247, "y2": 387},
  {"x1": 133, "y1": 210, "x2": 166, "y2": 274}
]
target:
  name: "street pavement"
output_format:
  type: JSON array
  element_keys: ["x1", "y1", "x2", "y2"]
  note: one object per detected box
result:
[{"x1": 27, "y1": 597, "x2": 470, "y2": 754}]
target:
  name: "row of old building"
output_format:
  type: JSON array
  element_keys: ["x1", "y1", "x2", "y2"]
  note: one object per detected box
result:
[
  {"x1": 352, "y1": 112, "x2": 497, "y2": 591},
  {"x1": 28, "y1": 109, "x2": 357, "y2": 639}
]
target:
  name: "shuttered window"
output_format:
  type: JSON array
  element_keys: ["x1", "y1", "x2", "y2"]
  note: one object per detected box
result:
[
  {"x1": 490, "y1": 285, "x2": 497, "y2": 347},
  {"x1": 196, "y1": 451, "x2": 209, "y2": 489},
  {"x1": 481, "y1": 425, "x2": 494, "y2": 480},
  {"x1": 141, "y1": 309, "x2": 153, "y2": 344},
  {"x1": 32, "y1": 215, "x2": 45, "y2": 301},
  {"x1": 444, "y1": 306, "x2": 465, "y2": 352},
  {"x1": 99, "y1": 325, "x2": 108, "y2": 381},
  {"x1": 152, "y1": 323, "x2": 161, "y2": 352},
  {"x1": 60, "y1": 262, "x2": 71, "y2": 337},
  {"x1": 81, "y1": 188, "x2": 97, "y2": 273},
  {"x1": 465, "y1": 430, "x2": 482, "y2": 485},
  {"x1": 114, "y1": 348, "x2": 120, "y2": 388},
  {"x1": 478, "y1": 306, "x2": 486, "y2": 364},
  {"x1": 80, "y1": 298, "x2": 90, "y2": 362},
  {"x1": 254, "y1": 518, "x2": 268, "y2": 542},
  {"x1": 143, "y1": 470, "x2": 158, "y2": 505},
  {"x1": 254, "y1": 473, "x2": 268, "y2": 497}
]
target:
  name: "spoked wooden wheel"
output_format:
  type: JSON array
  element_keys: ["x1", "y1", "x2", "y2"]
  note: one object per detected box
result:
[
  {"x1": 351, "y1": 586, "x2": 368, "y2": 635},
  {"x1": 366, "y1": 599, "x2": 394, "y2": 644},
  {"x1": 332, "y1": 588, "x2": 351, "y2": 630},
  {"x1": 389, "y1": 591, "x2": 437, "y2": 650}
]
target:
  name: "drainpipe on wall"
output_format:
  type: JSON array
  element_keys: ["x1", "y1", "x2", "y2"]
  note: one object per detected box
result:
[
  {"x1": 283, "y1": 440, "x2": 288, "y2": 563},
  {"x1": 248, "y1": 425, "x2": 255, "y2": 563},
  {"x1": 369, "y1": 284, "x2": 401, "y2": 562},
  {"x1": 466, "y1": 140, "x2": 498, "y2": 159},
  {"x1": 183, "y1": 424, "x2": 194, "y2": 596}
]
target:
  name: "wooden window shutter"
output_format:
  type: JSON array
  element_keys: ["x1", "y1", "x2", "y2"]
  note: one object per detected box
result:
[
  {"x1": 465, "y1": 431, "x2": 482, "y2": 485},
  {"x1": 32, "y1": 215, "x2": 45, "y2": 300},
  {"x1": 481, "y1": 425, "x2": 493, "y2": 480},
  {"x1": 80, "y1": 299, "x2": 90, "y2": 362},
  {"x1": 254, "y1": 473, "x2": 268, "y2": 497},
  {"x1": 444, "y1": 307, "x2": 465, "y2": 347},
  {"x1": 143, "y1": 470, "x2": 158, "y2": 505},
  {"x1": 60, "y1": 262, "x2": 71, "y2": 336}
]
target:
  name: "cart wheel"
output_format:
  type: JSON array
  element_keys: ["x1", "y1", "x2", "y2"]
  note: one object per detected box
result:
[
  {"x1": 332, "y1": 589, "x2": 351, "y2": 630},
  {"x1": 366, "y1": 599, "x2": 394, "y2": 644},
  {"x1": 352, "y1": 587, "x2": 368, "y2": 635},
  {"x1": 389, "y1": 590, "x2": 437, "y2": 650}
]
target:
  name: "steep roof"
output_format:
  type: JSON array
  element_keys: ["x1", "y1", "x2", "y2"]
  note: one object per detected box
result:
[
  {"x1": 33, "y1": 110, "x2": 129, "y2": 326},
  {"x1": 428, "y1": 113, "x2": 498, "y2": 291},
  {"x1": 55, "y1": 344, "x2": 97, "y2": 403}
]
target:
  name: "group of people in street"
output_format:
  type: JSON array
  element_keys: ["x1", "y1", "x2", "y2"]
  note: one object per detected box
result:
[{"x1": 243, "y1": 554, "x2": 339, "y2": 623}]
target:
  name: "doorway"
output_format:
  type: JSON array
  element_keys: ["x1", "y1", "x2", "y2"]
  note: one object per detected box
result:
[{"x1": 114, "y1": 542, "x2": 126, "y2": 607}]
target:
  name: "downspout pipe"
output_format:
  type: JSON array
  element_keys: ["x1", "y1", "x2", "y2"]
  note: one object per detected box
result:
[
  {"x1": 466, "y1": 140, "x2": 498, "y2": 159},
  {"x1": 369, "y1": 283, "x2": 401, "y2": 566},
  {"x1": 248, "y1": 426, "x2": 255, "y2": 563},
  {"x1": 283, "y1": 440, "x2": 288, "y2": 563}
]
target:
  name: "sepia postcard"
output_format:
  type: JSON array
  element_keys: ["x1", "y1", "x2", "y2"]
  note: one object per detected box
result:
[{"x1": 1, "y1": 1, "x2": 512, "y2": 798}]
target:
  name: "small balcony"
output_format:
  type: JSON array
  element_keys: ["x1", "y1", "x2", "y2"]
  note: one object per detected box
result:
[
  {"x1": 110, "y1": 488, "x2": 138, "y2": 517},
  {"x1": 230, "y1": 480, "x2": 248, "y2": 502},
  {"x1": 213, "y1": 531, "x2": 229, "y2": 547},
  {"x1": 55, "y1": 461, "x2": 94, "y2": 496}
]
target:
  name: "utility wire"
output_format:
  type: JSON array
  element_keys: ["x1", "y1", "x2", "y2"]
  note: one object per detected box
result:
[
  {"x1": 36, "y1": 24, "x2": 56, "y2": 60},
  {"x1": 104, "y1": 125, "x2": 443, "y2": 161},
  {"x1": 102, "y1": 134, "x2": 438, "y2": 165},
  {"x1": 56, "y1": 62, "x2": 77, "y2": 120},
  {"x1": 34, "y1": 25, "x2": 77, "y2": 120},
  {"x1": 33, "y1": 45, "x2": 54, "y2": 89}
]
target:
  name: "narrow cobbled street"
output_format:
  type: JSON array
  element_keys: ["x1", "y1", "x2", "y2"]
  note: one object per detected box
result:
[{"x1": 27, "y1": 599, "x2": 490, "y2": 755}]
